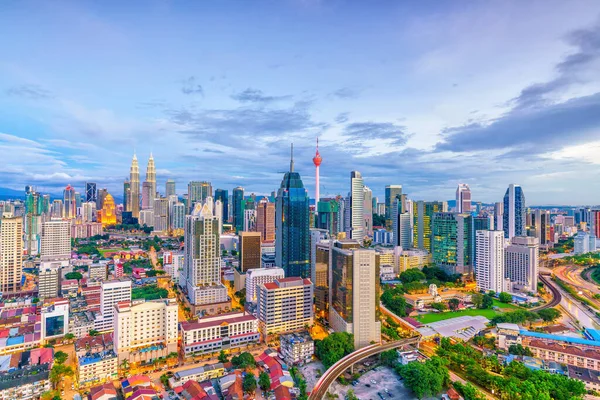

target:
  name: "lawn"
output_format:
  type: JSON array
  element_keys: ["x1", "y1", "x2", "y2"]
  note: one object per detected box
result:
[
  {"x1": 492, "y1": 299, "x2": 519, "y2": 310},
  {"x1": 99, "y1": 247, "x2": 129, "y2": 256},
  {"x1": 415, "y1": 308, "x2": 499, "y2": 324}
]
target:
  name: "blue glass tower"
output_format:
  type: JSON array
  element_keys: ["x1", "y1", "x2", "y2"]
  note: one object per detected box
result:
[
  {"x1": 275, "y1": 145, "x2": 310, "y2": 278},
  {"x1": 503, "y1": 184, "x2": 526, "y2": 239}
]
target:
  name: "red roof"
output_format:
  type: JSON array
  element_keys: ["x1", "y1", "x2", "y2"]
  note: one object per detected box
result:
[
  {"x1": 181, "y1": 314, "x2": 256, "y2": 331},
  {"x1": 180, "y1": 380, "x2": 207, "y2": 400}
]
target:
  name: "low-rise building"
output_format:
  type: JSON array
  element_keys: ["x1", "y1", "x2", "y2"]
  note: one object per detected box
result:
[
  {"x1": 168, "y1": 363, "x2": 225, "y2": 388},
  {"x1": 70, "y1": 311, "x2": 96, "y2": 339},
  {"x1": 0, "y1": 348, "x2": 53, "y2": 400},
  {"x1": 77, "y1": 350, "x2": 118, "y2": 389},
  {"x1": 61, "y1": 279, "x2": 79, "y2": 297},
  {"x1": 417, "y1": 316, "x2": 489, "y2": 341},
  {"x1": 87, "y1": 382, "x2": 118, "y2": 400},
  {"x1": 380, "y1": 265, "x2": 396, "y2": 281},
  {"x1": 280, "y1": 331, "x2": 314, "y2": 365},
  {"x1": 403, "y1": 284, "x2": 471, "y2": 310},
  {"x1": 89, "y1": 263, "x2": 108, "y2": 280},
  {"x1": 180, "y1": 311, "x2": 259, "y2": 357},
  {"x1": 496, "y1": 323, "x2": 522, "y2": 350},
  {"x1": 568, "y1": 366, "x2": 600, "y2": 392}
]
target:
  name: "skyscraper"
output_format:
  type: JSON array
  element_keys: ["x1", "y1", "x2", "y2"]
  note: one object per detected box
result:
[
  {"x1": 232, "y1": 187, "x2": 244, "y2": 232},
  {"x1": 350, "y1": 171, "x2": 365, "y2": 244},
  {"x1": 129, "y1": 153, "x2": 141, "y2": 219},
  {"x1": 165, "y1": 179, "x2": 176, "y2": 198},
  {"x1": 97, "y1": 188, "x2": 108, "y2": 210},
  {"x1": 413, "y1": 200, "x2": 447, "y2": 253},
  {"x1": 100, "y1": 194, "x2": 117, "y2": 227},
  {"x1": 275, "y1": 145, "x2": 310, "y2": 278},
  {"x1": 312, "y1": 137, "x2": 322, "y2": 209},
  {"x1": 146, "y1": 153, "x2": 157, "y2": 200},
  {"x1": 142, "y1": 182, "x2": 153, "y2": 209},
  {"x1": 432, "y1": 212, "x2": 472, "y2": 275},
  {"x1": 123, "y1": 179, "x2": 131, "y2": 212},
  {"x1": 41, "y1": 220, "x2": 70, "y2": 267},
  {"x1": 363, "y1": 186, "x2": 373, "y2": 237},
  {"x1": 182, "y1": 202, "x2": 228, "y2": 309},
  {"x1": 456, "y1": 183, "x2": 472, "y2": 213},
  {"x1": 494, "y1": 202, "x2": 503, "y2": 232},
  {"x1": 188, "y1": 181, "x2": 212, "y2": 213},
  {"x1": 239, "y1": 232, "x2": 262, "y2": 272},
  {"x1": 475, "y1": 230, "x2": 505, "y2": 293},
  {"x1": 505, "y1": 236, "x2": 539, "y2": 293},
  {"x1": 63, "y1": 184, "x2": 76, "y2": 219},
  {"x1": 503, "y1": 184, "x2": 526, "y2": 240},
  {"x1": 85, "y1": 182, "x2": 97, "y2": 203},
  {"x1": 385, "y1": 185, "x2": 402, "y2": 230},
  {"x1": 256, "y1": 198, "x2": 275, "y2": 242},
  {"x1": 0, "y1": 217, "x2": 23, "y2": 293},
  {"x1": 531, "y1": 209, "x2": 550, "y2": 246},
  {"x1": 316, "y1": 198, "x2": 339, "y2": 236},
  {"x1": 215, "y1": 189, "x2": 229, "y2": 223}
]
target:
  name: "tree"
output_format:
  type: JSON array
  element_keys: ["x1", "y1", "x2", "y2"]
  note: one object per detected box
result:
[
  {"x1": 259, "y1": 371, "x2": 271, "y2": 392},
  {"x1": 448, "y1": 298, "x2": 460, "y2": 311},
  {"x1": 65, "y1": 271, "x2": 83, "y2": 280},
  {"x1": 508, "y1": 344, "x2": 533, "y2": 357},
  {"x1": 400, "y1": 268, "x2": 426, "y2": 283},
  {"x1": 346, "y1": 389, "x2": 359, "y2": 400},
  {"x1": 89, "y1": 329, "x2": 100, "y2": 336},
  {"x1": 120, "y1": 359, "x2": 130, "y2": 372},
  {"x1": 243, "y1": 373, "x2": 257, "y2": 394},
  {"x1": 64, "y1": 333, "x2": 75, "y2": 341},
  {"x1": 49, "y1": 364, "x2": 74, "y2": 389},
  {"x1": 498, "y1": 292, "x2": 512, "y2": 303},
  {"x1": 160, "y1": 373, "x2": 170, "y2": 387},
  {"x1": 54, "y1": 351, "x2": 68, "y2": 365},
  {"x1": 396, "y1": 357, "x2": 449, "y2": 399},
  {"x1": 481, "y1": 294, "x2": 494, "y2": 309},
  {"x1": 315, "y1": 332, "x2": 355, "y2": 370},
  {"x1": 380, "y1": 349, "x2": 398, "y2": 367},
  {"x1": 430, "y1": 302, "x2": 447, "y2": 312},
  {"x1": 453, "y1": 382, "x2": 486, "y2": 400},
  {"x1": 537, "y1": 308, "x2": 561, "y2": 323},
  {"x1": 218, "y1": 350, "x2": 229, "y2": 363},
  {"x1": 471, "y1": 293, "x2": 484, "y2": 309},
  {"x1": 231, "y1": 352, "x2": 256, "y2": 369}
]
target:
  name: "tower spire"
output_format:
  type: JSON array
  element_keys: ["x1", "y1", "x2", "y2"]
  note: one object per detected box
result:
[{"x1": 290, "y1": 143, "x2": 294, "y2": 172}]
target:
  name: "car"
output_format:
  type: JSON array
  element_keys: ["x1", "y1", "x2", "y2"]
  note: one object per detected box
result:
[
  {"x1": 371, "y1": 379, "x2": 377, "y2": 384},
  {"x1": 388, "y1": 393, "x2": 393, "y2": 398},
  {"x1": 384, "y1": 388, "x2": 389, "y2": 393},
  {"x1": 365, "y1": 384, "x2": 371, "y2": 388}
]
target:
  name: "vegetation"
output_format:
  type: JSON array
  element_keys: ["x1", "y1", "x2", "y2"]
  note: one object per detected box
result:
[
  {"x1": 448, "y1": 298, "x2": 460, "y2": 311},
  {"x1": 88, "y1": 329, "x2": 100, "y2": 336},
  {"x1": 258, "y1": 371, "x2": 271, "y2": 392},
  {"x1": 373, "y1": 213, "x2": 385, "y2": 227},
  {"x1": 64, "y1": 272, "x2": 83, "y2": 280},
  {"x1": 437, "y1": 338, "x2": 586, "y2": 400},
  {"x1": 346, "y1": 389, "x2": 359, "y2": 400},
  {"x1": 160, "y1": 373, "x2": 169, "y2": 387},
  {"x1": 537, "y1": 308, "x2": 561, "y2": 323},
  {"x1": 231, "y1": 352, "x2": 256, "y2": 369},
  {"x1": 430, "y1": 302, "x2": 447, "y2": 311},
  {"x1": 132, "y1": 285, "x2": 169, "y2": 300},
  {"x1": 315, "y1": 332, "x2": 355, "y2": 370},
  {"x1": 498, "y1": 292, "x2": 513, "y2": 303},
  {"x1": 491, "y1": 309, "x2": 539, "y2": 325},
  {"x1": 54, "y1": 351, "x2": 68, "y2": 365},
  {"x1": 49, "y1": 364, "x2": 74, "y2": 389},
  {"x1": 242, "y1": 373, "x2": 257, "y2": 394},
  {"x1": 416, "y1": 308, "x2": 498, "y2": 324},
  {"x1": 380, "y1": 349, "x2": 398, "y2": 367},
  {"x1": 146, "y1": 269, "x2": 166, "y2": 277},
  {"x1": 399, "y1": 268, "x2": 426, "y2": 283},
  {"x1": 218, "y1": 350, "x2": 229, "y2": 363},
  {"x1": 552, "y1": 277, "x2": 595, "y2": 309},
  {"x1": 422, "y1": 265, "x2": 461, "y2": 284},
  {"x1": 396, "y1": 357, "x2": 450, "y2": 399},
  {"x1": 290, "y1": 367, "x2": 308, "y2": 400},
  {"x1": 453, "y1": 381, "x2": 486, "y2": 400},
  {"x1": 75, "y1": 244, "x2": 100, "y2": 255},
  {"x1": 380, "y1": 286, "x2": 409, "y2": 317},
  {"x1": 508, "y1": 344, "x2": 533, "y2": 357}
]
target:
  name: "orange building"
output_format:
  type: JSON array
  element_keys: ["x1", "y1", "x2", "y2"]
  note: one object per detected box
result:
[{"x1": 100, "y1": 193, "x2": 117, "y2": 227}]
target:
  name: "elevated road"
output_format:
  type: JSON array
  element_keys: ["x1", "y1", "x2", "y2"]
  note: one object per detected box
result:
[
  {"x1": 534, "y1": 273, "x2": 561, "y2": 310},
  {"x1": 309, "y1": 337, "x2": 420, "y2": 400}
]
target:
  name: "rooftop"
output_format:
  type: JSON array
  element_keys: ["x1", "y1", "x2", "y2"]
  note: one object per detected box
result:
[{"x1": 521, "y1": 330, "x2": 600, "y2": 347}]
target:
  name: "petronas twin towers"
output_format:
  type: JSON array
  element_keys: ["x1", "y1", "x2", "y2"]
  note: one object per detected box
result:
[{"x1": 126, "y1": 153, "x2": 156, "y2": 218}]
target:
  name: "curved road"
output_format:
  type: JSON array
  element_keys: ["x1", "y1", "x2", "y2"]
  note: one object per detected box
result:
[
  {"x1": 309, "y1": 337, "x2": 420, "y2": 400},
  {"x1": 535, "y1": 273, "x2": 562, "y2": 310}
]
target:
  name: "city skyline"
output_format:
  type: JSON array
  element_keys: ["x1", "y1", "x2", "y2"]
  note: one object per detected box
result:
[{"x1": 2, "y1": 2, "x2": 600, "y2": 204}]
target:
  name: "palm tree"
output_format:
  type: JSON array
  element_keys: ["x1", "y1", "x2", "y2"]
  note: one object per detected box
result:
[{"x1": 120, "y1": 359, "x2": 130, "y2": 373}]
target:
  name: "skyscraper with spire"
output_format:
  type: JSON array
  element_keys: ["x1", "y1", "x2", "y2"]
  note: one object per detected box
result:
[
  {"x1": 276, "y1": 144, "x2": 310, "y2": 278},
  {"x1": 147, "y1": 153, "x2": 156, "y2": 200},
  {"x1": 129, "y1": 153, "x2": 140, "y2": 219}
]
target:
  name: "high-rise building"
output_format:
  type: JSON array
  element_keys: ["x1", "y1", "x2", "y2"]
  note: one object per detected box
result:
[
  {"x1": 129, "y1": 153, "x2": 141, "y2": 219},
  {"x1": 244, "y1": 209, "x2": 256, "y2": 231},
  {"x1": 232, "y1": 187, "x2": 244, "y2": 232},
  {"x1": 182, "y1": 202, "x2": 229, "y2": 310},
  {"x1": 63, "y1": 184, "x2": 76, "y2": 219},
  {"x1": 393, "y1": 211, "x2": 412, "y2": 250},
  {"x1": 256, "y1": 199, "x2": 275, "y2": 241},
  {"x1": 432, "y1": 212, "x2": 472, "y2": 275},
  {"x1": 215, "y1": 189, "x2": 229, "y2": 223},
  {"x1": 413, "y1": 201, "x2": 447, "y2": 253},
  {"x1": 257, "y1": 277, "x2": 314, "y2": 339},
  {"x1": 329, "y1": 240, "x2": 381, "y2": 349},
  {"x1": 456, "y1": 183, "x2": 472, "y2": 213},
  {"x1": 123, "y1": 179, "x2": 131, "y2": 212},
  {"x1": 275, "y1": 146, "x2": 310, "y2": 278},
  {"x1": 494, "y1": 202, "x2": 503, "y2": 232},
  {"x1": 363, "y1": 186, "x2": 373, "y2": 237},
  {"x1": 310, "y1": 228, "x2": 330, "y2": 290},
  {"x1": 166, "y1": 179, "x2": 176, "y2": 198},
  {"x1": 0, "y1": 217, "x2": 23, "y2": 293},
  {"x1": 239, "y1": 232, "x2": 262, "y2": 272},
  {"x1": 75, "y1": 192, "x2": 82, "y2": 208},
  {"x1": 171, "y1": 202, "x2": 185, "y2": 230},
  {"x1": 153, "y1": 197, "x2": 169, "y2": 233},
  {"x1": 505, "y1": 236, "x2": 539, "y2": 293},
  {"x1": 314, "y1": 242, "x2": 330, "y2": 319},
  {"x1": 214, "y1": 199, "x2": 223, "y2": 234},
  {"x1": 472, "y1": 216, "x2": 491, "y2": 265},
  {"x1": 38, "y1": 263, "x2": 61, "y2": 299},
  {"x1": 349, "y1": 171, "x2": 365, "y2": 244},
  {"x1": 82, "y1": 202, "x2": 96, "y2": 223},
  {"x1": 141, "y1": 182, "x2": 153, "y2": 210},
  {"x1": 85, "y1": 182, "x2": 97, "y2": 203},
  {"x1": 114, "y1": 298, "x2": 178, "y2": 363},
  {"x1": 97, "y1": 188, "x2": 108, "y2": 210},
  {"x1": 100, "y1": 194, "x2": 117, "y2": 227},
  {"x1": 316, "y1": 199, "x2": 339, "y2": 236},
  {"x1": 503, "y1": 184, "x2": 526, "y2": 240},
  {"x1": 41, "y1": 220, "x2": 70, "y2": 267},
  {"x1": 188, "y1": 181, "x2": 212, "y2": 213},
  {"x1": 146, "y1": 153, "x2": 157, "y2": 200},
  {"x1": 94, "y1": 278, "x2": 132, "y2": 332},
  {"x1": 313, "y1": 138, "x2": 322, "y2": 208},
  {"x1": 245, "y1": 267, "x2": 285, "y2": 304},
  {"x1": 385, "y1": 185, "x2": 402, "y2": 230},
  {"x1": 593, "y1": 210, "x2": 600, "y2": 239},
  {"x1": 474, "y1": 230, "x2": 505, "y2": 293},
  {"x1": 531, "y1": 209, "x2": 550, "y2": 246},
  {"x1": 51, "y1": 200, "x2": 63, "y2": 218}
]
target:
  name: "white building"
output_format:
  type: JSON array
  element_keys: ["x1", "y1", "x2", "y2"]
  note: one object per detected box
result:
[
  {"x1": 505, "y1": 236, "x2": 539, "y2": 293},
  {"x1": 280, "y1": 331, "x2": 314, "y2": 365},
  {"x1": 349, "y1": 171, "x2": 365, "y2": 244},
  {"x1": 245, "y1": 267, "x2": 285, "y2": 304},
  {"x1": 38, "y1": 262, "x2": 61, "y2": 299},
  {"x1": 393, "y1": 211, "x2": 412, "y2": 250},
  {"x1": 94, "y1": 278, "x2": 132, "y2": 332},
  {"x1": 81, "y1": 202, "x2": 96, "y2": 223},
  {"x1": 179, "y1": 311, "x2": 259, "y2": 357},
  {"x1": 41, "y1": 219, "x2": 70, "y2": 267},
  {"x1": 575, "y1": 231, "x2": 592, "y2": 255},
  {"x1": 114, "y1": 298, "x2": 178, "y2": 363},
  {"x1": 475, "y1": 230, "x2": 505, "y2": 293},
  {"x1": 244, "y1": 209, "x2": 256, "y2": 232},
  {"x1": 182, "y1": 202, "x2": 228, "y2": 310},
  {"x1": 257, "y1": 277, "x2": 314, "y2": 339},
  {"x1": 456, "y1": 183, "x2": 472, "y2": 213},
  {"x1": 153, "y1": 197, "x2": 169, "y2": 233},
  {"x1": 139, "y1": 209, "x2": 154, "y2": 227},
  {"x1": 41, "y1": 298, "x2": 70, "y2": 342},
  {"x1": 0, "y1": 216, "x2": 23, "y2": 294},
  {"x1": 170, "y1": 202, "x2": 186, "y2": 230}
]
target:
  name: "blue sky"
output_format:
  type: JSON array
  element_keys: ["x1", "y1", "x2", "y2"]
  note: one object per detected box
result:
[{"x1": 2, "y1": 0, "x2": 600, "y2": 205}]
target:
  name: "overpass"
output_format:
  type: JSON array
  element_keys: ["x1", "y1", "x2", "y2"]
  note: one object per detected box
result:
[
  {"x1": 534, "y1": 273, "x2": 562, "y2": 310},
  {"x1": 308, "y1": 337, "x2": 420, "y2": 400}
]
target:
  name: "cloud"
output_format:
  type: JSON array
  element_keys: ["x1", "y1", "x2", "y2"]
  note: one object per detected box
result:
[
  {"x1": 181, "y1": 76, "x2": 204, "y2": 95},
  {"x1": 343, "y1": 121, "x2": 409, "y2": 147},
  {"x1": 335, "y1": 112, "x2": 350, "y2": 124},
  {"x1": 231, "y1": 88, "x2": 293, "y2": 103},
  {"x1": 330, "y1": 87, "x2": 361, "y2": 99},
  {"x1": 6, "y1": 84, "x2": 53, "y2": 99},
  {"x1": 0, "y1": 132, "x2": 45, "y2": 148}
]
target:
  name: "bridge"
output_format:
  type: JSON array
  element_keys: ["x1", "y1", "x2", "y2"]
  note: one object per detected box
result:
[
  {"x1": 535, "y1": 273, "x2": 562, "y2": 310},
  {"x1": 308, "y1": 337, "x2": 420, "y2": 400}
]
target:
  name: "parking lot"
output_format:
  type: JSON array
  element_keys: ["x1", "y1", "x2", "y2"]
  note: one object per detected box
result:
[{"x1": 329, "y1": 366, "x2": 438, "y2": 400}]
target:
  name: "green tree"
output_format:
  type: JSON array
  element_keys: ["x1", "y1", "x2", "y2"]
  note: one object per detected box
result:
[
  {"x1": 64, "y1": 333, "x2": 75, "y2": 341},
  {"x1": 160, "y1": 373, "x2": 169, "y2": 387},
  {"x1": 258, "y1": 371, "x2": 271, "y2": 392},
  {"x1": 346, "y1": 389, "x2": 358, "y2": 400},
  {"x1": 243, "y1": 373, "x2": 257, "y2": 393},
  {"x1": 89, "y1": 329, "x2": 100, "y2": 336},
  {"x1": 481, "y1": 294, "x2": 494, "y2": 309},
  {"x1": 448, "y1": 298, "x2": 460, "y2": 311},
  {"x1": 498, "y1": 292, "x2": 513, "y2": 303},
  {"x1": 49, "y1": 364, "x2": 74, "y2": 389},
  {"x1": 471, "y1": 293, "x2": 484, "y2": 308},
  {"x1": 231, "y1": 352, "x2": 256, "y2": 369},
  {"x1": 381, "y1": 287, "x2": 409, "y2": 317},
  {"x1": 400, "y1": 268, "x2": 426, "y2": 283},
  {"x1": 54, "y1": 351, "x2": 68, "y2": 365},
  {"x1": 218, "y1": 350, "x2": 229, "y2": 363},
  {"x1": 380, "y1": 349, "x2": 398, "y2": 367},
  {"x1": 453, "y1": 382, "x2": 486, "y2": 400},
  {"x1": 396, "y1": 357, "x2": 449, "y2": 399},
  {"x1": 537, "y1": 308, "x2": 561, "y2": 323},
  {"x1": 315, "y1": 332, "x2": 355, "y2": 370},
  {"x1": 65, "y1": 272, "x2": 83, "y2": 280},
  {"x1": 431, "y1": 302, "x2": 447, "y2": 311},
  {"x1": 508, "y1": 344, "x2": 533, "y2": 357}
]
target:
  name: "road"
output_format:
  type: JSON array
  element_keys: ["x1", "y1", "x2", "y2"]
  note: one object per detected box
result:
[
  {"x1": 554, "y1": 264, "x2": 600, "y2": 306},
  {"x1": 308, "y1": 337, "x2": 420, "y2": 400},
  {"x1": 534, "y1": 274, "x2": 562, "y2": 310}
]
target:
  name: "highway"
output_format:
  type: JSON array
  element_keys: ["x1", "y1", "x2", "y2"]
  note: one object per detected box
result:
[
  {"x1": 535, "y1": 273, "x2": 562, "y2": 310},
  {"x1": 308, "y1": 337, "x2": 420, "y2": 400}
]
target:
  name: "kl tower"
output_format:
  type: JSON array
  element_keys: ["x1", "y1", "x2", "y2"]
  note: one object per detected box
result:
[{"x1": 312, "y1": 137, "x2": 322, "y2": 211}]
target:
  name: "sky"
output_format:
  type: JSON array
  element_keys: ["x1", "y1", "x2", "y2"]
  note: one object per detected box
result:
[{"x1": 2, "y1": 0, "x2": 600, "y2": 205}]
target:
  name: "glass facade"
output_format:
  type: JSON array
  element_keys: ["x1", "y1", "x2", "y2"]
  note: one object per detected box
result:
[
  {"x1": 215, "y1": 189, "x2": 229, "y2": 223},
  {"x1": 503, "y1": 185, "x2": 526, "y2": 238},
  {"x1": 233, "y1": 187, "x2": 244, "y2": 232},
  {"x1": 432, "y1": 212, "x2": 472, "y2": 274},
  {"x1": 413, "y1": 201, "x2": 446, "y2": 253},
  {"x1": 316, "y1": 199, "x2": 339, "y2": 236}
]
